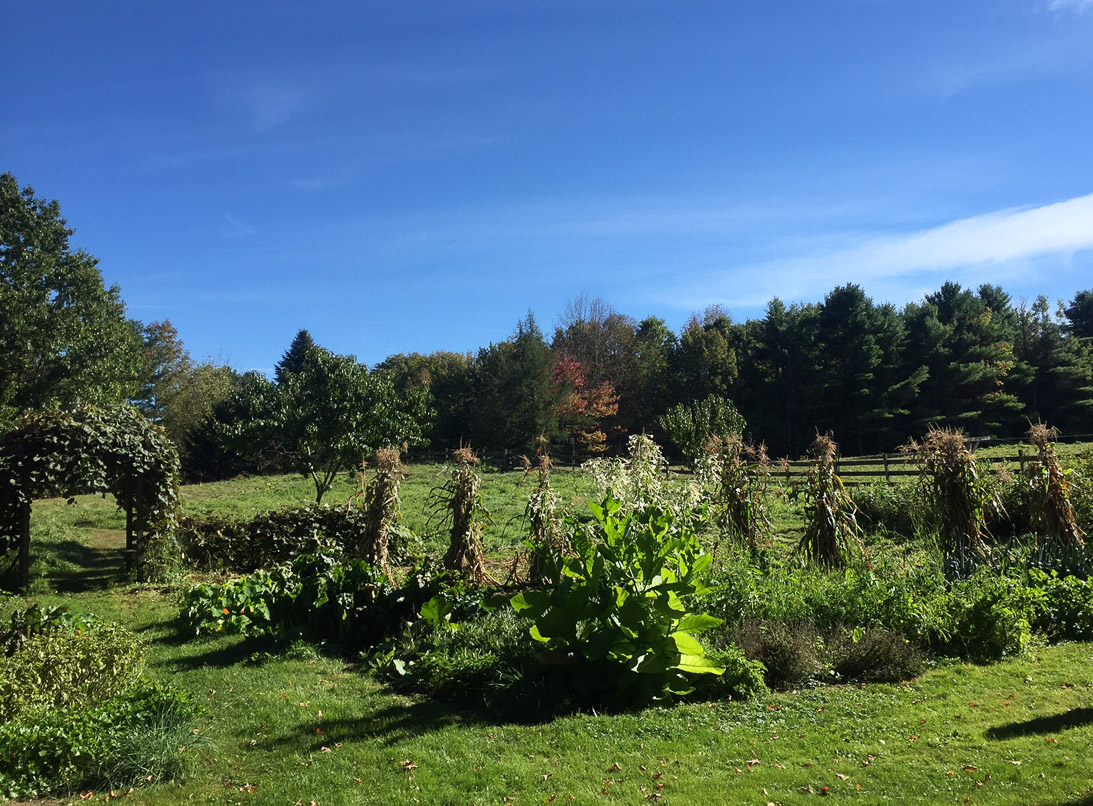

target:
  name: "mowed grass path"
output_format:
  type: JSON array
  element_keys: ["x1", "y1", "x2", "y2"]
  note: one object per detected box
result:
[{"x1": 10, "y1": 468, "x2": 1093, "y2": 805}]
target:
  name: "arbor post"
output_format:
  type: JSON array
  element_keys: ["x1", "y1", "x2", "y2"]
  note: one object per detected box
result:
[
  {"x1": 134, "y1": 476, "x2": 147, "y2": 583},
  {"x1": 18, "y1": 502, "x2": 31, "y2": 592}
]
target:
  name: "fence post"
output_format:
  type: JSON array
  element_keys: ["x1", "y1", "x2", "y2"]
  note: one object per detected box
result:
[
  {"x1": 570, "y1": 437, "x2": 576, "y2": 470},
  {"x1": 883, "y1": 453, "x2": 890, "y2": 484},
  {"x1": 1017, "y1": 448, "x2": 1025, "y2": 474}
]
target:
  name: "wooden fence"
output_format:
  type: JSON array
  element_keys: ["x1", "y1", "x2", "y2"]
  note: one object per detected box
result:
[{"x1": 411, "y1": 433, "x2": 1093, "y2": 483}]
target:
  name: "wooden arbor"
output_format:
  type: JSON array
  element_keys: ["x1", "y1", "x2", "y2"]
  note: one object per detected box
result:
[{"x1": 0, "y1": 406, "x2": 180, "y2": 590}]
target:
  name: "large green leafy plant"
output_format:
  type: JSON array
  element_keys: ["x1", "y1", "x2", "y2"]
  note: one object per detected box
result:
[{"x1": 511, "y1": 499, "x2": 724, "y2": 703}]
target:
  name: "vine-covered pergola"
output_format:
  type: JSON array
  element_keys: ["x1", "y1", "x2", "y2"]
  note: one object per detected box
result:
[{"x1": 0, "y1": 406, "x2": 180, "y2": 590}]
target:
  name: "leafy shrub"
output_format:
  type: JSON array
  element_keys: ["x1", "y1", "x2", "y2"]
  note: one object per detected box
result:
[
  {"x1": 853, "y1": 482, "x2": 918, "y2": 539},
  {"x1": 829, "y1": 627, "x2": 923, "y2": 683},
  {"x1": 0, "y1": 681, "x2": 198, "y2": 799},
  {"x1": 1, "y1": 602, "x2": 96, "y2": 655},
  {"x1": 1027, "y1": 569, "x2": 1093, "y2": 641},
  {"x1": 733, "y1": 620, "x2": 822, "y2": 690},
  {"x1": 176, "y1": 504, "x2": 404, "y2": 573},
  {"x1": 511, "y1": 499, "x2": 723, "y2": 704},
  {"x1": 657, "y1": 395, "x2": 746, "y2": 468},
  {"x1": 691, "y1": 644, "x2": 767, "y2": 701},
  {"x1": 930, "y1": 573, "x2": 1040, "y2": 662},
  {"x1": 0, "y1": 622, "x2": 143, "y2": 721},
  {"x1": 376, "y1": 608, "x2": 547, "y2": 712},
  {"x1": 181, "y1": 552, "x2": 390, "y2": 648}
]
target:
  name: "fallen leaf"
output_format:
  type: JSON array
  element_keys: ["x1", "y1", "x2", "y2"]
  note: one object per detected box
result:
[
  {"x1": 836, "y1": 773, "x2": 849, "y2": 781},
  {"x1": 963, "y1": 766, "x2": 978, "y2": 772}
]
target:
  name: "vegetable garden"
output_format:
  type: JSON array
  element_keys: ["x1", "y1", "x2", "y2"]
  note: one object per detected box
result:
[{"x1": 2, "y1": 430, "x2": 1093, "y2": 804}]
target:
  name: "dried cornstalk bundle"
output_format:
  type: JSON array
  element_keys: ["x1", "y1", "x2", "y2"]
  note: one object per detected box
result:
[
  {"x1": 525, "y1": 454, "x2": 566, "y2": 583},
  {"x1": 439, "y1": 446, "x2": 489, "y2": 582},
  {"x1": 1026, "y1": 423, "x2": 1084, "y2": 549},
  {"x1": 795, "y1": 434, "x2": 861, "y2": 568},
  {"x1": 700, "y1": 433, "x2": 772, "y2": 552},
  {"x1": 908, "y1": 426, "x2": 1000, "y2": 569},
  {"x1": 360, "y1": 446, "x2": 405, "y2": 575}
]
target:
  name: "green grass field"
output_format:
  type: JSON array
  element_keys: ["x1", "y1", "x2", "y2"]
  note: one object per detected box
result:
[{"x1": 5, "y1": 465, "x2": 1093, "y2": 805}]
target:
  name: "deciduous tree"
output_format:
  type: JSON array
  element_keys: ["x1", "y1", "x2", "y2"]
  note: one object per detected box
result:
[{"x1": 0, "y1": 173, "x2": 143, "y2": 425}]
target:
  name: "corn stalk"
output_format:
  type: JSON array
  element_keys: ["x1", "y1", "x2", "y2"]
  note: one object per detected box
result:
[
  {"x1": 438, "y1": 446, "x2": 490, "y2": 583},
  {"x1": 1026, "y1": 423, "x2": 1084, "y2": 550},
  {"x1": 795, "y1": 435, "x2": 861, "y2": 568},
  {"x1": 359, "y1": 446, "x2": 404, "y2": 576}
]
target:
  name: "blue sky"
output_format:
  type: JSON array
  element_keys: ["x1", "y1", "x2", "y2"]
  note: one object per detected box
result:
[{"x1": 4, "y1": 1, "x2": 1093, "y2": 373}]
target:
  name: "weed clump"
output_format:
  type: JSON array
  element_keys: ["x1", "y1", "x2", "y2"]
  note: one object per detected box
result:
[{"x1": 734, "y1": 620, "x2": 822, "y2": 690}]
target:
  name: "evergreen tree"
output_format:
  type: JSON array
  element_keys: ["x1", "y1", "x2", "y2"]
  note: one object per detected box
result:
[
  {"x1": 903, "y1": 282, "x2": 1025, "y2": 436},
  {"x1": 472, "y1": 313, "x2": 557, "y2": 452},
  {"x1": 274, "y1": 329, "x2": 317, "y2": 384}
]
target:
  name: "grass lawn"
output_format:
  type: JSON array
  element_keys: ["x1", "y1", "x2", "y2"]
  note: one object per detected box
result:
[{"x1": 6, "y1": 467, "x2": 1093, "y2": 805}]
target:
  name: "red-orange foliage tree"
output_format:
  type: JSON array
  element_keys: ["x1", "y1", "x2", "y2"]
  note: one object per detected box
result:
[{"x1": 549, "y1": 354, "x2": 618, "y2": 453}]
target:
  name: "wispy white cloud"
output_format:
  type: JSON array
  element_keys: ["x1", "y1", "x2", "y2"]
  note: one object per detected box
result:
[
  {"x1": 689, "y1": 193, "x2": 1093, "y2": 310},
  {"x1": 222, "y1": 212, "x2": 256, "y2": 237},
  {"x1": 1047, "y1": 0, "x2": 1093, "y2": 14}
]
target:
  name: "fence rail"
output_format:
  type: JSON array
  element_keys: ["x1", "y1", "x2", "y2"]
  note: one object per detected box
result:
[{"x1": 411, "y1": 435, "x2": 1091, "y2": 483}]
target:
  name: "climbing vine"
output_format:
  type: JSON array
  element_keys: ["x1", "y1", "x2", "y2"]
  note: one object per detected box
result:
[{"x1": 0, "y1": 406, "x2": 180, "y2": 587}]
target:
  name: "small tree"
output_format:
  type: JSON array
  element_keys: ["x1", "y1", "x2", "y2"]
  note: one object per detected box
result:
[
  {"x1": 226, "y1": 345, "x2": 429, "y2": 503},
  {"x1": 658, "y1": 395, "x2": 746, "y2": 467},
  {"x1": 795, "y1": 434, "x2": 861, "y2": 568}
]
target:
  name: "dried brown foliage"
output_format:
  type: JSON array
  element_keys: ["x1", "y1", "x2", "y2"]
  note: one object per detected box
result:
[
  {"x1": 524, "y1": 454, "x2": 567, "y2": 584},
  {"x1": 907, "y1": 426, "x2": 1001, "y2": 565},
  {"x1": 795, "y1": 434, "x2": 861, "y2": 568},
  {"x1": 1026, "y1": 423, "x2": 1084, "y2": 549},
  {"x1": 439, "y1": 446, "x2": 489, "y2": 582},
  {"x1": 701, "y1": 433, "x2": 771, "y2": 552},
  {"x1": 359, "y1": 446, "x2": 405, "y2": 575}
]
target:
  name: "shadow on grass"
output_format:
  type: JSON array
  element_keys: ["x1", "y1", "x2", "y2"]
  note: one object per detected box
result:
[
  {"x1": 38, "y1": 539, "x2": 128, "y2": 593},
  {"x1": 985, "y1": 707, "x2": 1093, "y2": 740},
  {"x1": 263, "y1": 692, "x2": 570, "y2": 754}
]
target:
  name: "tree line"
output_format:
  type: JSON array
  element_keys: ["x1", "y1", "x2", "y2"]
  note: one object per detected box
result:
[
  {"x1": 373, "y1": 285, "x2": 1093, "y2": 460},
  {"x1": 3, "y1": 171, "x2": 1092, "y2": 483}
]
